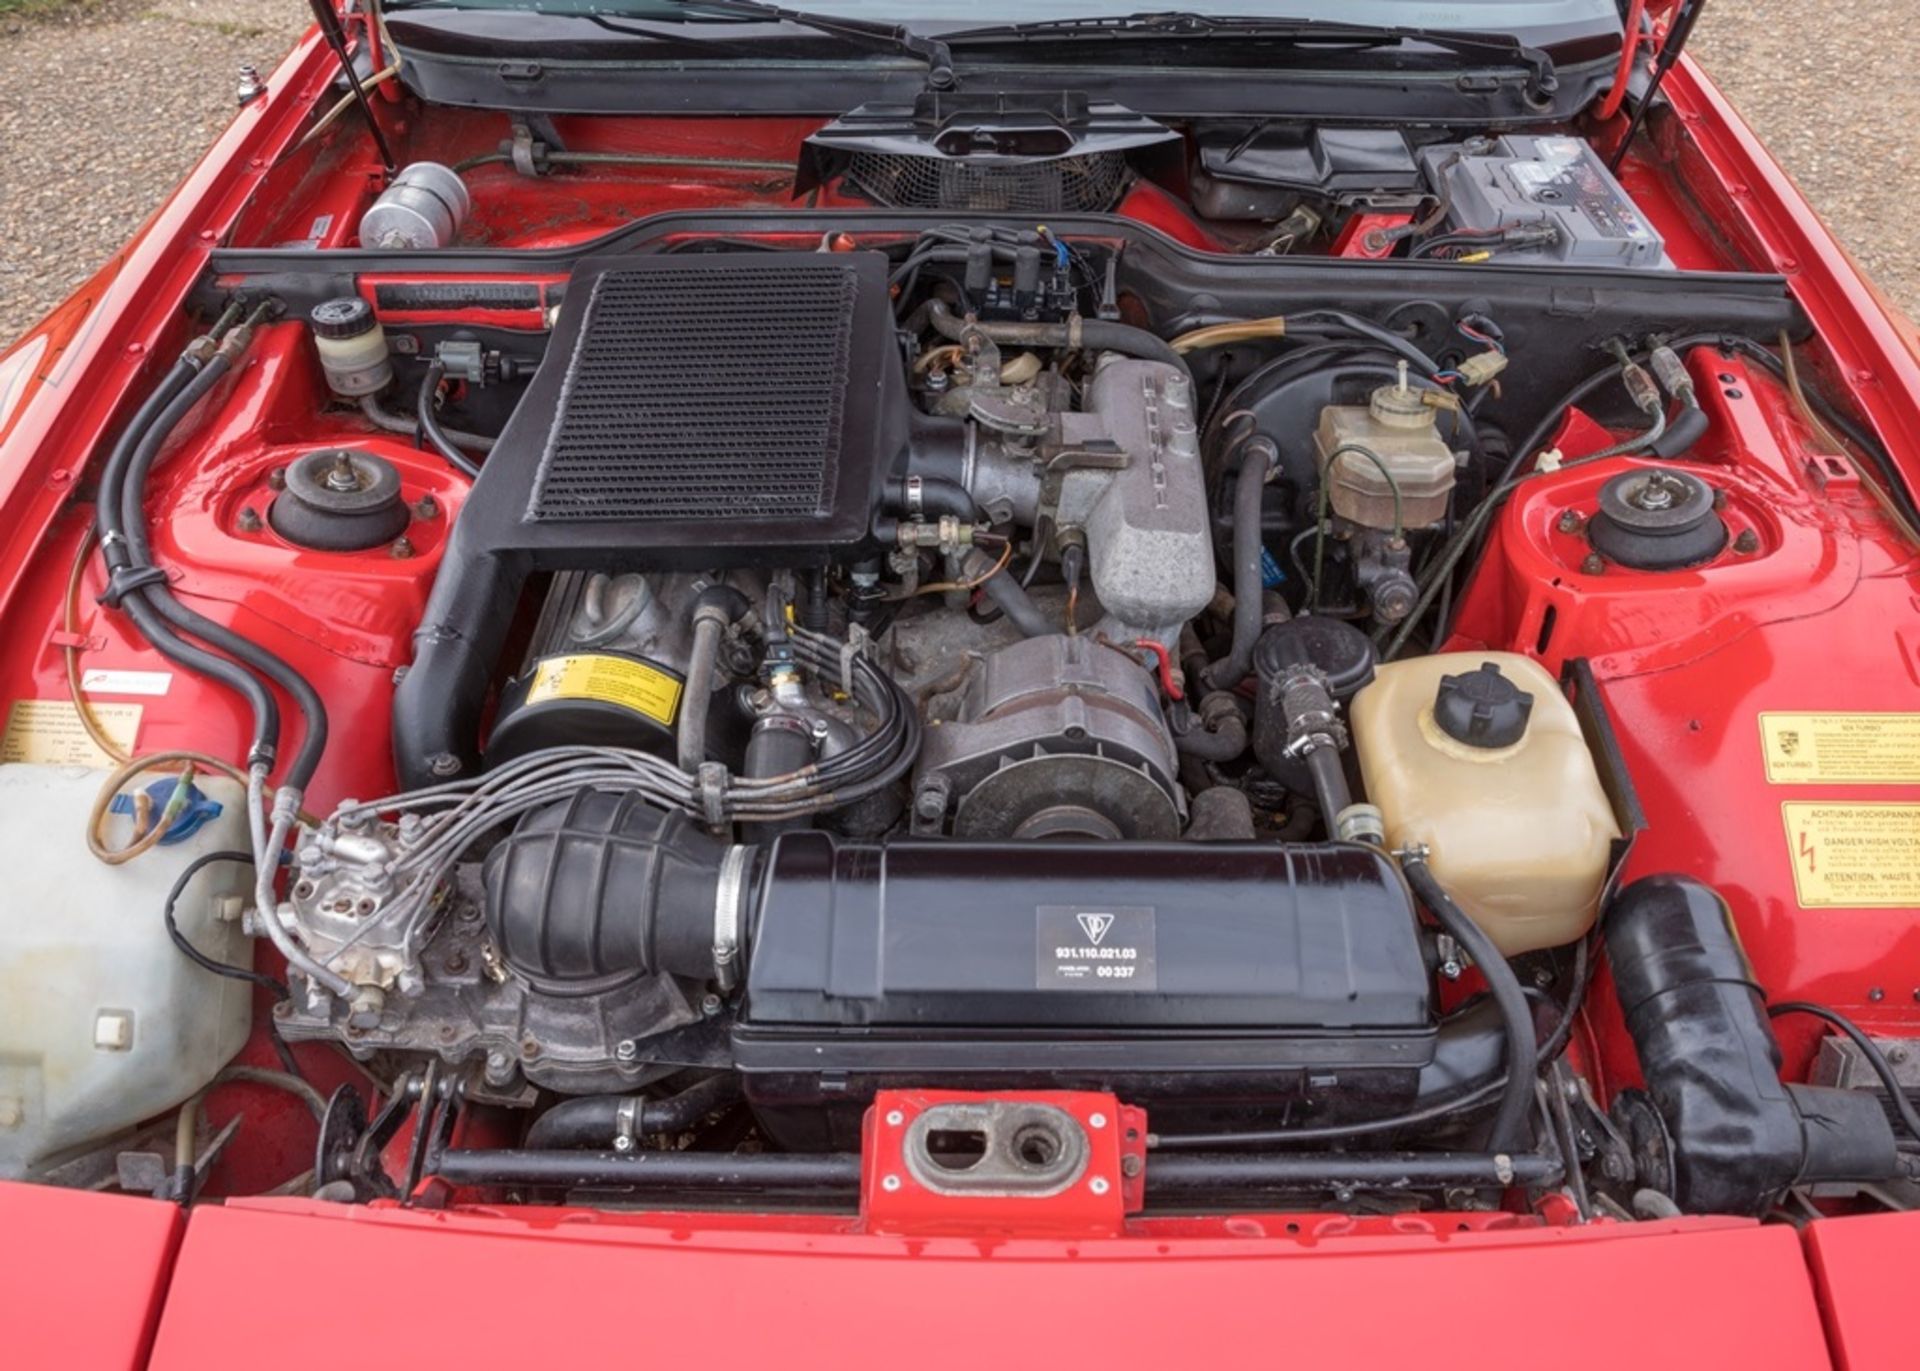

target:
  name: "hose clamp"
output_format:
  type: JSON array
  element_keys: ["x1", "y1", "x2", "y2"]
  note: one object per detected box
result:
[
  {"x1": 712, "y1": 844, "x2": 749, "y2": 993},
  {"x1": 614, "y1": 1098, "x2": 640, "y2": 1153},
  {"x1": 695, "y1": 761, "x2": 728, "y2": 829}
]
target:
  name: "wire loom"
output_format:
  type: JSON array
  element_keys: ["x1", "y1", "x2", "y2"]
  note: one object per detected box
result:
[{"x1": 304, "y1": 625, "x2": 918, "y2": 973}]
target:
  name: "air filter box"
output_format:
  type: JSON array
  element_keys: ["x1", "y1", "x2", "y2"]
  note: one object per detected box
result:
[
  {"x1": 391, "y1": 251, "x2": 908, "y2": 785},
  {"x1": 735, "y1": 833, "x2": 1434, "y2": 1149}
]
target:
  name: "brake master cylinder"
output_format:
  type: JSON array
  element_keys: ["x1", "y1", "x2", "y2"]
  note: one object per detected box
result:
[
  {"x1": 1314, "y1": 364, "x2": 1458, "y2": 621},
  {"x1": 1351, "y1": 653, "x2": 1618, "y2": 956}
]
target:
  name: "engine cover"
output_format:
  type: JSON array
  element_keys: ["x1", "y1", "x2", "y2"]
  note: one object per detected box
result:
[{"x1": 735, "y1": 833, "x2": 1433, "y2": 1148}]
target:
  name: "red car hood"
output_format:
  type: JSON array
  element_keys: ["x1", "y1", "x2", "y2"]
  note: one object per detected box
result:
[{"x1": 5, "y1": 1180, "x2": 1914, "y2": 1370}]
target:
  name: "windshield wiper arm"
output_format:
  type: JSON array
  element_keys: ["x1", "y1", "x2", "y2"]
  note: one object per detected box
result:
[
  {"x1": 656, "y1": 0, "x2": 956, "y2": 88},
  {"x1": 943, "y1": 11, "x2": 1557, "y2": 102}
]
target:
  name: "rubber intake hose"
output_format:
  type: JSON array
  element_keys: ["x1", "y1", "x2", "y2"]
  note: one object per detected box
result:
[
  {"x1": 523, "y1": 1074, "x2": 744, "y2": 1150},
  {"x1": 482, "y1": 789, "x2": 751, "y2": 990},
  {"x1": 1401, "y1": 857, "x2": 1536, "y2": 1154},
  {"x1": 1203, "y1": 440, "x2": 1276, "y2": 691},
  {"x1": 677, "y1": 584, "x2": 751, "y2": 771},
  {"x1": 1606, "y1": 875, "x2": 1900, "y2": 1215}
]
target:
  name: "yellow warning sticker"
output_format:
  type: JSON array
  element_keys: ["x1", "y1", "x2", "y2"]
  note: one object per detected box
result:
[
  {"x1": 0, "y1": 699, "x2": 142, "y2": 766},
  {"x1": 1761, "y1": 712, "x2": 1920, "y2": 785},
  {"x1": 1781, "y1": 802, "x2": 1920, "y2": 908},
  {"x1": 524, "y1": 654, "x2": 681, "y2": 726}
]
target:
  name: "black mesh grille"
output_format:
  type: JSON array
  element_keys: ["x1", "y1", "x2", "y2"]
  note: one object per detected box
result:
[
  {"x1": 843, "y1": 151, "x2": 1129, "y2": 214},
  {"x1": 530, "y1": 263, "x2": 859, "y2": 523}
]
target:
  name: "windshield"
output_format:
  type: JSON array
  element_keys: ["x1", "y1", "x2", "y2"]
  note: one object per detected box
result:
[{"x1": 396, "y1": 0, "x2": 1621, "y2": 38}]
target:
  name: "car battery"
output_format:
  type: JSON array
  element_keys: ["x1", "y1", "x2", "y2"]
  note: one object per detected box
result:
[{"x1": 1418, "y1": 135, "x2": 1668, "y2": 268}]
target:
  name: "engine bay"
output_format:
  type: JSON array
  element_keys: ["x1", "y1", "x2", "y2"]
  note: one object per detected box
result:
[{"x1": 5, "y1": 59, "x2": 1919, "y2": 1229}]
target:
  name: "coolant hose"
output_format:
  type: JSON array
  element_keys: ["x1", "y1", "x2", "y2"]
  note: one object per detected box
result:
[
  {"x1": 1202, "y1": 443, "x2": 1275, "y2": 690},
  {"x1": 923, "y1": 300, "x2": 1192, "y2": 383},
  {"x1": 964, "y1": 548, "x2": 1055, "y2": 637},
  {"x1": 360, "y1": 390, "x2": 497, "y2": 454},
  {"x1": 882, "y1": 474, "x2": 975, "y2": 522},
  {"x1": 677, "y1": 585, "x2": 751, "y2": 771},
  {"x1": 1401, "y1": 857, "x2": 1536, "y2": 1154},
  {"x1": 416, "y1": 362, "x2": 482, "y2": 479},
  {"x1": 524, "y1": 1075, "x2": 744, "y2": 1150},
  {"x1": 1174, "y1": 692, "x2": 1250, "y2": 761}
]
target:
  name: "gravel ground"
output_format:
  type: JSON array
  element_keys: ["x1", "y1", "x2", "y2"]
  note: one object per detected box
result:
[{"x1": 0, "y1": 3, "x2": 1913, "y2": 345}]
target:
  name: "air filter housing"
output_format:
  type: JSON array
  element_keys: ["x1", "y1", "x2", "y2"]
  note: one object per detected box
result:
[{"x1": 391, "y1": 251, "x2": 907, "y2": 785}]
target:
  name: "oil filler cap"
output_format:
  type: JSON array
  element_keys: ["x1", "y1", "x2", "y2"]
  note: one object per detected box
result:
[{"x1": 1434, "y1": 662, "x2": 1533, "y2": 749}]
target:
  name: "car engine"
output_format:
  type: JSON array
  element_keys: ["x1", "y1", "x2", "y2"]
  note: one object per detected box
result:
[{"x1": 8, "y1": 84, "x2": 1917, "y2": 1225}]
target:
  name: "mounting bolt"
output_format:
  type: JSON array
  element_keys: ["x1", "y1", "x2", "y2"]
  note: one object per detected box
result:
[
  {"x1": 427, "y1": 752, "x2": 463, "y2": 778},
  {"x1": 1555, "y1": 509, "x2": 1585, "y2": 536},
  {"x1": 266, "y1": 466, "x2": 288, "y2": 491},
  {"x1": 390, "y1": 535, "x2": 415, "y2": 559},
  {"x1": 1089, "y1": 1176, "x2": 1110, "y2": 1196},
  {"x1": 613, "y1": 1134, "x2": 635, "y2": 1154},
  {"x1": 413, "y1": 493, "x2": 439, "y2": 520},
  {"x1": 1580, "y1": 552, "x2": 1606, "y2": 576},
  {"x1": 615, "y1": 1039, "x2": 638, "y2": 1062},
  {"x1": 1868, "y1": 987, "x2": 1886, "y2": 1003},
  {"x1": 236, "y1": 506, "x2": 263, "y2": 533},
  {"x1": 885, "y1": 1110, "x2": 905, "y2": 1127},
  {"x1": 1088, "y1": 1112, "x2": 1108, "y2": 1129},
  {"x1": 1120, "y1": 1154, "x2": 1143, "y2": 1178},
  {"x1": 1733, "y1": 529, "x2": 1760, "y2": 555},
  {"x1": 882, "y1": 1174, "x2": 902, "y2": 1193},
  {"x1": 701, "y1": 993, "x2": 723, "y2": 1016}
]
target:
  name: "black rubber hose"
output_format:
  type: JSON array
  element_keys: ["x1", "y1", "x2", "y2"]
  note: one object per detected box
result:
[
  {"x1": 114, "y1": 349, "x2": 330, "y2": 790},
  {"x1": 1402, "y1": 857, "x2": 1536, "y2": 1154},
  {"x1": 965, "y1": 548, "x2": 1055, "y2": 637},
  {"x1": 1303, "y1": 744, "x2": 1352, "y2": 824},
  {"x1": 96, "y1": 355, "x2": 283, "y2": 770},
  {"x1": 1769, "y1": 1002, "x2": 1920, "y2": 1144},
  {"x1": 418, "y1": 361, "x2": 481, "y2": 479},
  {"x1": 677, "y1": 584, "x2": 751, "y2": 771},
  {"x1": 923, "y1": 300, "x2": 1192, "y2": 382},
  {"x1": 1173, "y1": 694, "x2": 1249, "y2": 762},
  {"x1": 882, "y1": 475, "x2": 975, "y2": 521},
  {"x1": 524, "y1": 1075, "x2": 745, "y2": 1150},
  {"x1": 1202, "y1": 444, "x2": 1274, "y2": 690}
]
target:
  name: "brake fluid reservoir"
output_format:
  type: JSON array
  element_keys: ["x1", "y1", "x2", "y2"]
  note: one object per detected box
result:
[{"x1": 1352, "y1": 653, "x2": 1618, "y2": 956}]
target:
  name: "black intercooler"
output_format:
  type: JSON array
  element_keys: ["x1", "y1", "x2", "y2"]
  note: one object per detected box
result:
[{"x1": 391, "y1": 251, "x2": 908, "y2": 786}]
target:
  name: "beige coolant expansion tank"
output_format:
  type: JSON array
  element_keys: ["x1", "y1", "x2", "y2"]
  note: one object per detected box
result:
[{"x1": 1352, "y1": 652, "x2": 1619, "y2": 956}]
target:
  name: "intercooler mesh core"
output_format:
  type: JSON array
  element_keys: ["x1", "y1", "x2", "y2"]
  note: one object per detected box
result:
[{"x1": 530, "y1": 262, "x2": 858, "y2": 523}]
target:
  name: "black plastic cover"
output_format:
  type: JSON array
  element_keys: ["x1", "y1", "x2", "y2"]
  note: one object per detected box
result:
[{"x1": 736, "y1": 833, "x2": 1433, "y2": 1147}]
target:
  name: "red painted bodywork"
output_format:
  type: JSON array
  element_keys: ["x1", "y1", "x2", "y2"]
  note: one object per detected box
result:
[{"x1": 1, "y1": 8, "x2": 1917, "y2": 1362}]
